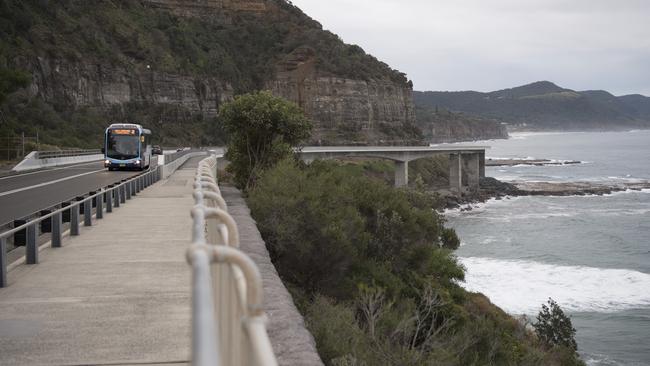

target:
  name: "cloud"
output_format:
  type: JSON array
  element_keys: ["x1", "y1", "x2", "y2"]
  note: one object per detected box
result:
[{"x1": 290, "y1": 0, "x2": 650, "y2": 95}]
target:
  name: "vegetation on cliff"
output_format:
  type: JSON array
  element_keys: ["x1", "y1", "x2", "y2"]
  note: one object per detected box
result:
[
  {"x1": 247, "y1": 159, "x2": 583, "y2": 365},
  {"x1": 0, "y1": 0, "x2": 410, "y2": 149}
]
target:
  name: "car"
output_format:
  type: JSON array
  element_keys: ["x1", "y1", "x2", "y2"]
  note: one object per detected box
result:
[{"x1": 152, "y1": 145, "x2": 162, "y2": 155}]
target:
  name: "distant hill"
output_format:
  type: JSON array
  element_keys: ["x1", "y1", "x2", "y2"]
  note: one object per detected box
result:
[{"x1": 414, "y1": 81, "x2": 650, "y2": 131}]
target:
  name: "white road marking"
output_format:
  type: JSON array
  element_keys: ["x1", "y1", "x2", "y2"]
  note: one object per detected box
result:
[
  {"x1": 0, "y1": 169, "x2": 106, "y2": 197},
  {"x1": 0, "y1": 161, "x2": 103, "y2": 181}
]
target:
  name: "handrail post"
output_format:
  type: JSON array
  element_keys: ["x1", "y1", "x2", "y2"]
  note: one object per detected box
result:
[
  {"x1": 84, "y1": 198, "x2": 92, "y2": 226},
  {"x1": 52, "y1": 212, "x2": 62, "y2": 248},
  {"x1": 126, "y1": 182, "x2": 132, "y2": 200},
  {"x1": 1, "y1": 237, "x2": 7, "y2": 287},
  {"x1": 26, "y1": 223, "x2": 38, "y2": 264},
  {"x1": 71, "y1": 204, "x2": 80, "y2": 236},
  {"x1": 96, "y1": 192, "x2": 104, "y2": 219}
]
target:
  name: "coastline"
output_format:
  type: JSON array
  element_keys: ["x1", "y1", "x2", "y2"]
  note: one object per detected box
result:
[{"x1": 444, "y1": 177, "x2": 650, "y2": 210}]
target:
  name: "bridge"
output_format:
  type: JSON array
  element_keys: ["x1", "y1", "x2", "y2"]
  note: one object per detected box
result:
[{"x1": 299, "y1": 145, "x2": 488, "y2": 191}]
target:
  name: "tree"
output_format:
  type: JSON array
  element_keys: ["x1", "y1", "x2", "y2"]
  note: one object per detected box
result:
[
  {"x1": 440, "y1": 227, "x2": 460, "y2": 250},
  {"x1": 220, "y1": 91, "x2": 311, "y2": 190},
  {"x1": 533, "y1": 298, "x2": 578, "y2": 352}
]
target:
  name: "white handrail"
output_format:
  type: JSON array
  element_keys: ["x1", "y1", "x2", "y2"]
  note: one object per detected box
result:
[{"x1": 188, "y1": 155, "x2": 278, "y2": 366}]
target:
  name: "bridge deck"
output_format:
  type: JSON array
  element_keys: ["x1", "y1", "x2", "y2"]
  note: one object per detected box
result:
[
  {"x1": 300, "y1": 145, "x2": 489, "y2": 153},
  {"x1": 0, "y1": 166, "x2": 195, "y2": 365}
]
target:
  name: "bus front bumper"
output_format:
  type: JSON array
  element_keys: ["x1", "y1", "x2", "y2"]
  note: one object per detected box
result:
[{"x1": 105, "y1": 159, "x2": 142, "y2": 169}]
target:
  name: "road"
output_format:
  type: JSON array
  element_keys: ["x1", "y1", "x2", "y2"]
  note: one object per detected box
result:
[{"x1": 0, "y1": 159, "x2": 157, "y2": 226}]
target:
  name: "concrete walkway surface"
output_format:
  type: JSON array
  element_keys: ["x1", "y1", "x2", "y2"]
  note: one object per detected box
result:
[{"x1": 0, "y1": 167, "x2": 196, "y2": 365}]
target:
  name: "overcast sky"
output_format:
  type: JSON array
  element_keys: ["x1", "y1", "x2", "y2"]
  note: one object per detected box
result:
[{"x1": 290, "y1": 0, "x2": 650, "y2": 96}]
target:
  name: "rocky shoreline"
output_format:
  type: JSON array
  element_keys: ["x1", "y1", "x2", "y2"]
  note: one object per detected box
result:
[{"x1": 445, "y1": 177, "x2": 650, "y2": 209}]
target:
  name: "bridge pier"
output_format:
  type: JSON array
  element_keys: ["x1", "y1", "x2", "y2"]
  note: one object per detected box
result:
[
  {"x1": 479, "y1": 151, "x2": 486, "y2": 178},
  {"x1": 395, "y1": 161, "x2": 408, "y2": 187},
  {"x1": 464, "y1": 153, "x2": 480, "y2": 191},
  {"x1": 449, "y1": 153, "x2": 462, "y2": 193}
]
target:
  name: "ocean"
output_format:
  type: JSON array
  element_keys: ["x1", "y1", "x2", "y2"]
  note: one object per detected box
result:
[{"x1": 444, "y1": 131, "x2": 650, "y2": 366}]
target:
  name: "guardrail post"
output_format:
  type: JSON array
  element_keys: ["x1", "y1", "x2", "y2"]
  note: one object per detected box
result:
[
  {"x1": 1, "y1": 237, "x2": 7, "y2": 287},
  {"x1": 106, "y1": 186, "x2": 113, "y2": 212},
  {"x1": 52, "y1": 212, "x2": 62, "y2": 248},
  {"x1": 119, "y1": 182, "x2": 130, "y2": 203},
  {"x1": 96, "y1": 192, "x2": 104, "y2": 219},
  {"x1": 127, "y1": 181, "x2": 133, "y2": 199},
  {"x1": 26, "y1": 223, "x2": 38, "y2": 264},
  {"x1": 71, "y1": 203, "x2": 80, "y2": 236},
  {"x1": 136, "y1": 177, "x2": 141, "y2": 193},
  {"x1": 84, "y1": 198, "x2": 92, "y2": 226}
]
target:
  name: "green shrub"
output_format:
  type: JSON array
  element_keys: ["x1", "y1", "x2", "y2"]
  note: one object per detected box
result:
[{"x1": 221, "y1": 91, "x2": 311, "y2": 190}]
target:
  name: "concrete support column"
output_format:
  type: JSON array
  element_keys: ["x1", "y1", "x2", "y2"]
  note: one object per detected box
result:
[
  {"x1": 464, "y1": 153, "x2": 480, "y2": 191},
  {"x1": 449, "y1": 153, "x2": 462, "y2": 193},
  {"x1": 395, "y1": 161, "x2": 409, "y2": 187},
  {"x1": 479, "y1": 151, "x2": 486, "y2": 178}
]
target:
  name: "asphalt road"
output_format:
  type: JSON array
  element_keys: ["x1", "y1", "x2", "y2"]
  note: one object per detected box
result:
[{"x1": 0, "y1": 159, "x2": 157, "y2": 226}]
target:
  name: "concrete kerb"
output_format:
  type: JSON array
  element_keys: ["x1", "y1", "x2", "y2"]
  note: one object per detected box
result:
[{"x1": 12, "y1": 152, "x2": 104, "y2": 172}]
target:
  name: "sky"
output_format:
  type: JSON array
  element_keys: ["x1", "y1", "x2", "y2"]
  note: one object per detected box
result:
[{"x1": 289, "y1": 0, "x2": 650, "y2": 96}]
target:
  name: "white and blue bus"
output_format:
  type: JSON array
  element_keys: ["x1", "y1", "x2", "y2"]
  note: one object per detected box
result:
[{"x1": 103, "y1": 123, "x2": 152, "y2": 171}]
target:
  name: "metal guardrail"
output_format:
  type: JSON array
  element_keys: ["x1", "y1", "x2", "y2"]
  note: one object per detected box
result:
[
  {"x1": 36, "y1": 149, "x2": 102, "y2": 159},
  {"x1": 188, "y1": 155, "x2": 277, "y2": 366},
  {"x1": 0, "y1": 167, "x2": 162, "y2": 287}
]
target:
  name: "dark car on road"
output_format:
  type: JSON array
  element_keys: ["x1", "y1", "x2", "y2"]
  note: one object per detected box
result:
[{"x1": 152, "y1": 145, "x2": 162, "y2": 155}]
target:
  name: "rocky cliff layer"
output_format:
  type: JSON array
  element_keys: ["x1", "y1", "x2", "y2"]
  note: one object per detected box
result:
[{"x1": 29, "y1": 57, "x2": 234, "y2": 117}]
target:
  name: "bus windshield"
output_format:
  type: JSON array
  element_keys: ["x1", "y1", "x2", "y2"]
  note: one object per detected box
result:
[{"x1": 106, "y1": 132, "x2": 140, "y2": 160}]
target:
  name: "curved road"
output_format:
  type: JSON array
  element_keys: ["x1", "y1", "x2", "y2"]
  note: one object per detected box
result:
[{"x1": 0, "y1": 159, "x2": 157, "y2": 226}]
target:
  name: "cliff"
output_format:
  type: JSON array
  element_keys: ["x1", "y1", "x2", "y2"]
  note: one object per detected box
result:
[
  {"x1": 414, "y1": 82, "x2": 650, "y2": 131},
  {"x1": 415, "y1": 106, "x2": 508, "y2": 143},
  {"x1": 0, "y1": 0, "x2": 418, "y2": 148}
]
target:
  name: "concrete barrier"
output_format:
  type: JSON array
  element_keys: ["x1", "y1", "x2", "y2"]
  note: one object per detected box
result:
[
  {"x1": 159, "y1": 152, "x2": 208, "y2": 179},
  {"x1": 12, "y1": 152, "x2": 104, "y2": 172}
]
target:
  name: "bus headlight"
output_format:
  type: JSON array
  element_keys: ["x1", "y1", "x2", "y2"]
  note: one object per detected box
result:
[
  {"x1": 104, "y1": 160, "x2": 110, "y2": 165},
  {"x1": 135, "y1": 160, "x2": 141, "y2": 165}
]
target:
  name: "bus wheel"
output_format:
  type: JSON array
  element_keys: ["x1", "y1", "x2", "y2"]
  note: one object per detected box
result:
[{"x1": 108, "y1": 167, "x2": 114, "y2": 171}]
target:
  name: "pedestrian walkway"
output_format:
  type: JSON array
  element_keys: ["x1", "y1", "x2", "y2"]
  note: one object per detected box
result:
[{"x1": 0, "y1": 167, "x2": 196, "y2": 365}]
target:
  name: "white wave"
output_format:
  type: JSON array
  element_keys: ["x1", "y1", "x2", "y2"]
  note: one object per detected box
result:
[
  {"x1": 458, "y1": 257, "x2": 650, "y2": 314},
  {"x1": 585, "y1": 354, "x2": 624, "y2": 366}
]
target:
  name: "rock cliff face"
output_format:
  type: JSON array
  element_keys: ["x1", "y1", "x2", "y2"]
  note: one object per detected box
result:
[
  {"x1": 267, "y1": 47, "x2": 416, "y2": 144},
  {"x1": 29, "y1": 57, "x2": 234, "y2": 118},
  {"x1": 145, "y1": 0, "x2": 268, "y2": 22}
]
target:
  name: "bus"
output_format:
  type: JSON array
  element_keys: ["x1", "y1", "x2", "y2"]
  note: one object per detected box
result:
[{"x1": 103, "y1": 123, "x2": 152, "y2": 171}]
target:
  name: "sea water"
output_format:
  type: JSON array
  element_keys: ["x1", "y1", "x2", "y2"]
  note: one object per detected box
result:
[{"x1": 445, "y1": 131, "x2": 650, "y2": 366}]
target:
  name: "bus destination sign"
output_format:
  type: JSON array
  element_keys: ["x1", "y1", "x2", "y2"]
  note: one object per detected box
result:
[{"x1": 111, "y1": 129, "x2": 136, "y2": 135}]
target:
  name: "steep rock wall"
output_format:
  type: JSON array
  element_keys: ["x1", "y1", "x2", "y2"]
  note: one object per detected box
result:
[
  {"x1": 269, "y1": 77, "x2": 415, "y2": 144},
  {"x1": 27, "y1": 57, "x2": 234, "y2": 117}
]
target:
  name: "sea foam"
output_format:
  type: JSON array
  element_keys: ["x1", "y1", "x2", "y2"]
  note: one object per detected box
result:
[{"x1": 458, "y1": 257, "x2": 650, "y2": 314}]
